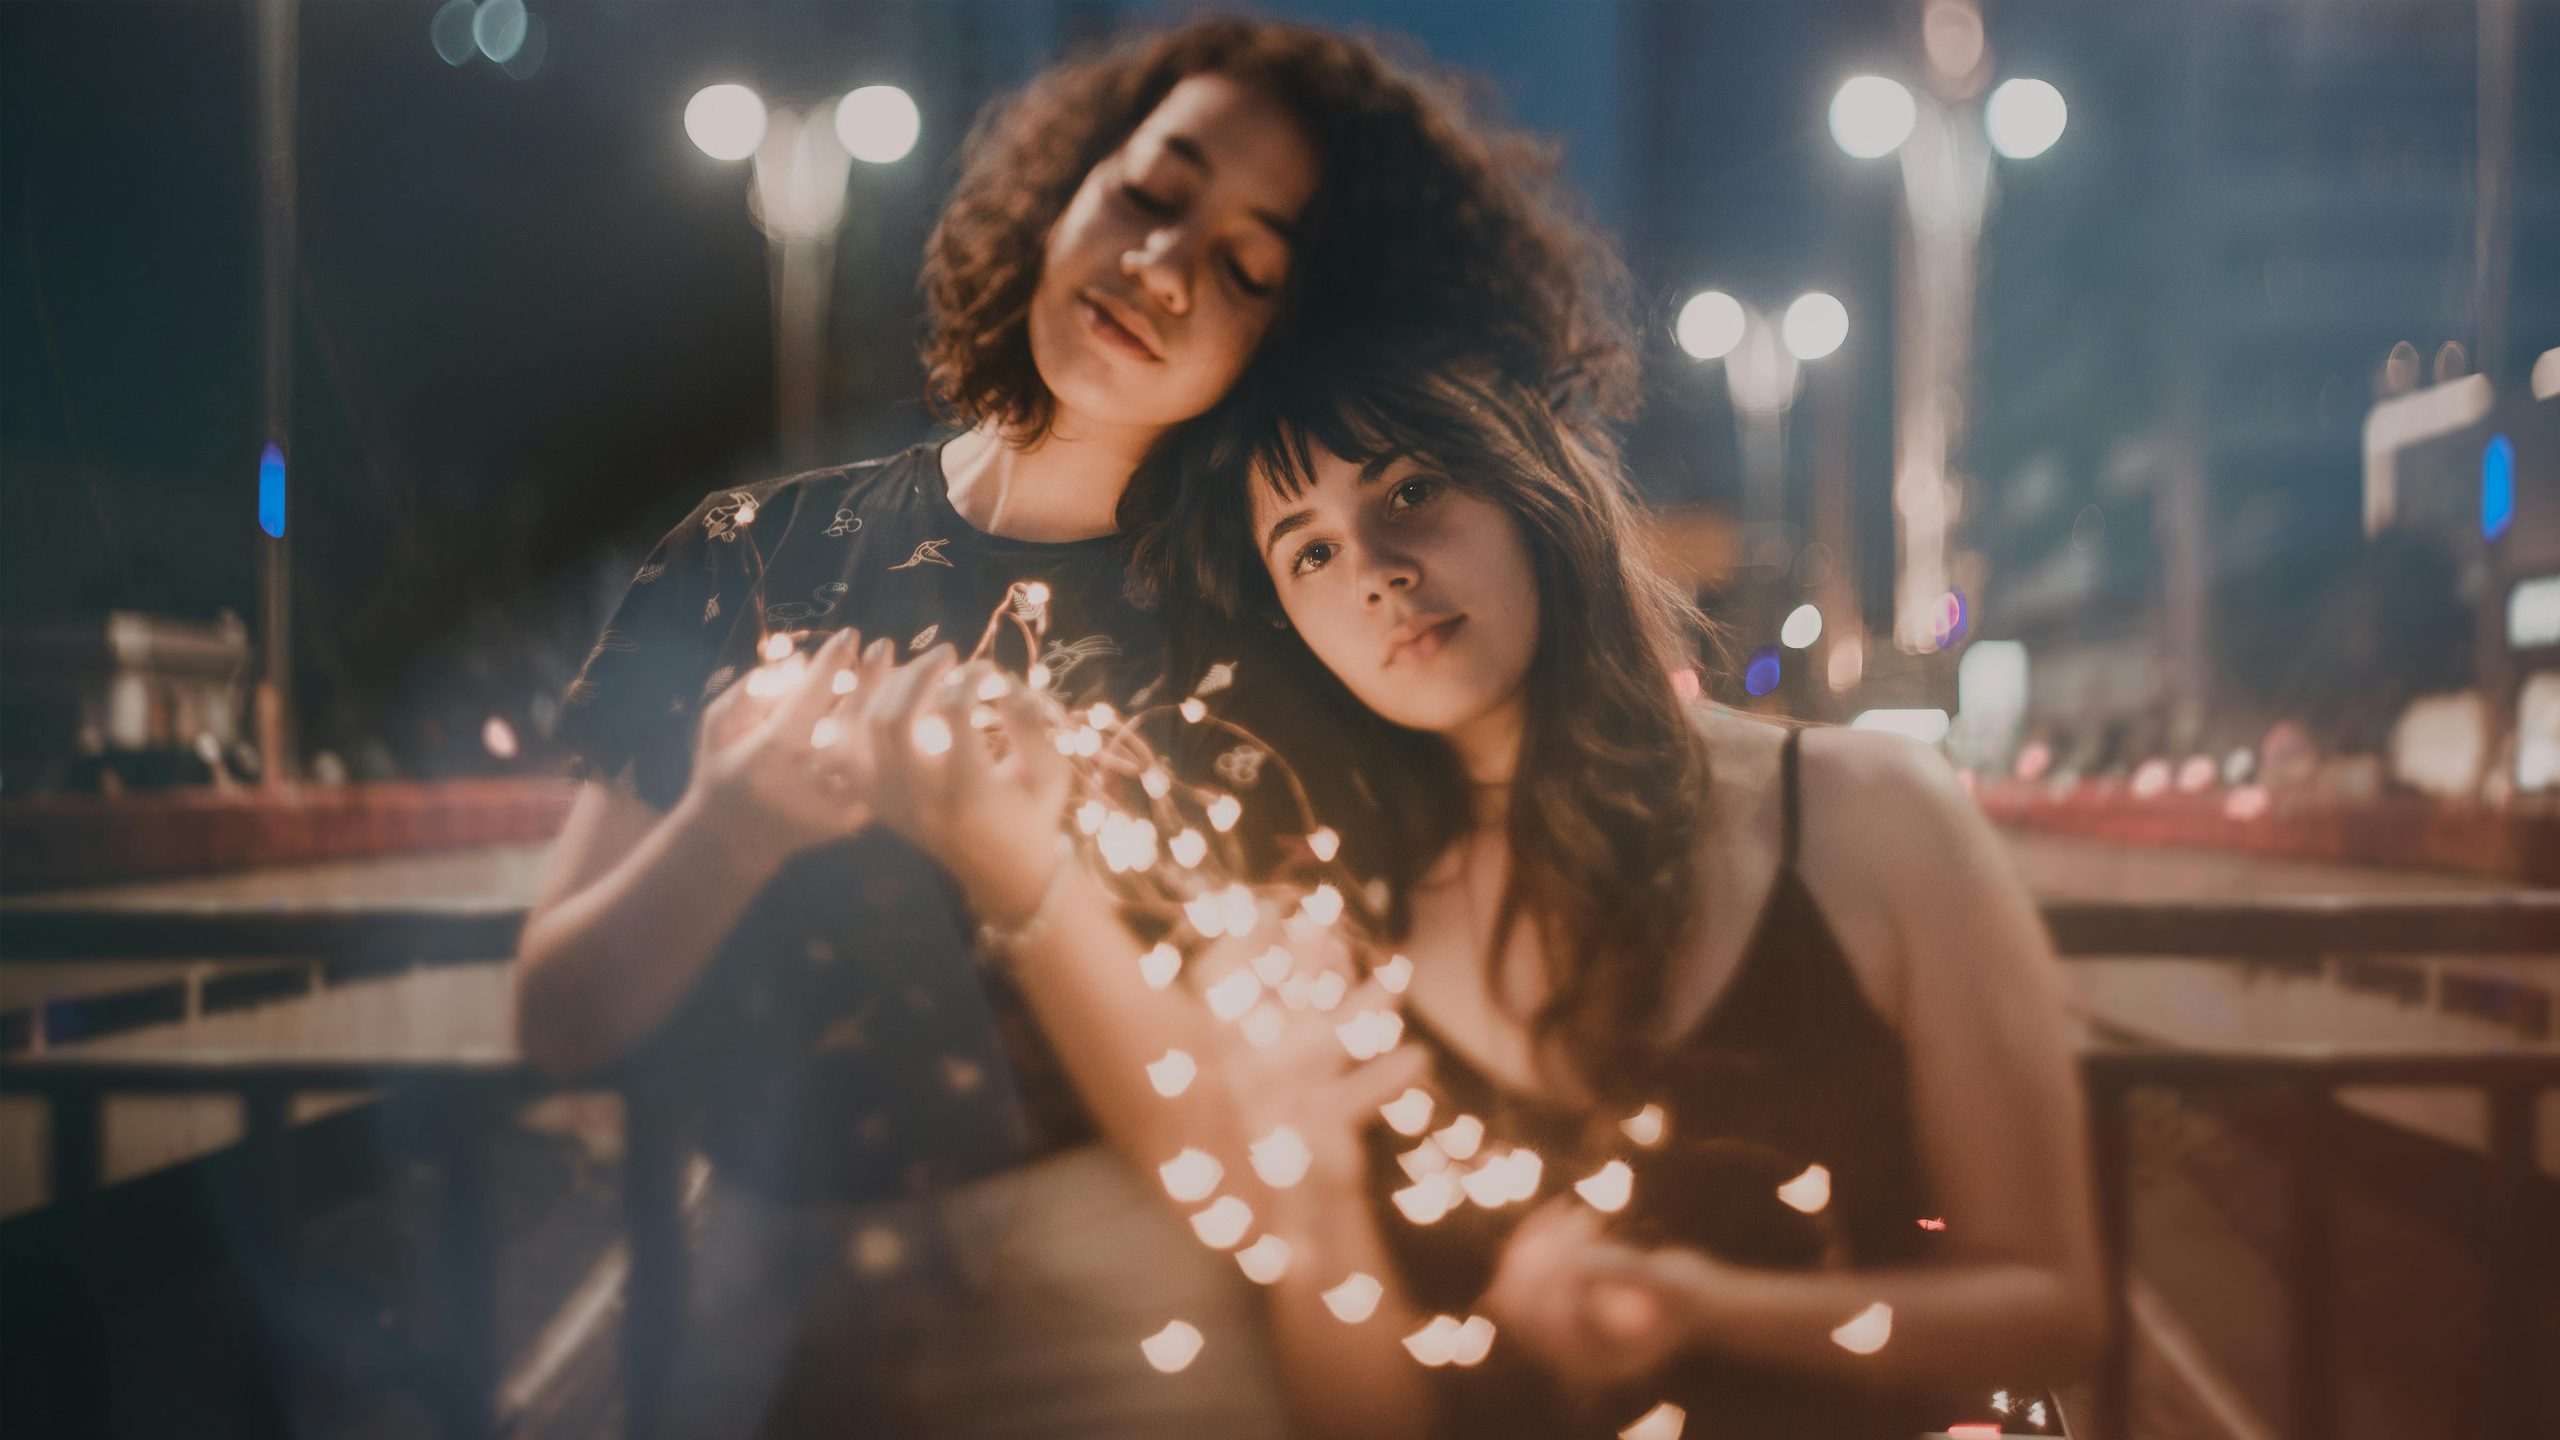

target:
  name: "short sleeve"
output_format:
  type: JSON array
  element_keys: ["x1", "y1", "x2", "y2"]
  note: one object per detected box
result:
[{"x1": 556, "y1": 492, "x2": 748, "y2": 811}]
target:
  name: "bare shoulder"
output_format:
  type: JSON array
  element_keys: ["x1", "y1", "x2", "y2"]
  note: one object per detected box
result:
[{"x1": 1797, "y1": 725, "x2": 1973, "y2": 830}]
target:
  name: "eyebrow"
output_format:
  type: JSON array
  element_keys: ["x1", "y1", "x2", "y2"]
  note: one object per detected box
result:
[
  {"x1": 1162, "y1": 134, "x2": 1299, "y2": 244},
  {"x1": 1258, "y1": 454, "x2": 1412, "y2": 557}
]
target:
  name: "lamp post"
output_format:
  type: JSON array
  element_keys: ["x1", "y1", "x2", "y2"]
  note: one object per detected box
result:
[
  {"x1": 1831, "y1": 0, "x2": 2065, "y2": 656},
  {"x1": 687, "y1": 82, "x2": 919, "y2": 460},
  {"x1": 1678, "y1": 289, "x2": 1854, "y2": 709}
]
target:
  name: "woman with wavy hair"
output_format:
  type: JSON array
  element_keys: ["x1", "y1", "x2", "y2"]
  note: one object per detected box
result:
[
  {"x1": 519, "y1": 16, "x2": 1628, "y2": 1438},
  {"x1": 857, "y1": 353, "x2": 2105, "y2": 1438}
]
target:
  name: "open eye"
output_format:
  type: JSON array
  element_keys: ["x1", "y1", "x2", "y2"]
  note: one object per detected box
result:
[
  {"x1": 1288, "y1": 538, "x2": 1337, "y2": 578},
  {"x1": 1385, "y1": 475, "x2": 1446, "y2": 514}
]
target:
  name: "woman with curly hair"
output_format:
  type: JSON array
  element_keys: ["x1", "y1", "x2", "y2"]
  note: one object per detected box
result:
[
  {"x1": 861, "y1": 352, "x2": 2105, "y2": 1438},
  {"x1": 518, "y1": 16, "x2": 1629, "y2": 1438}
]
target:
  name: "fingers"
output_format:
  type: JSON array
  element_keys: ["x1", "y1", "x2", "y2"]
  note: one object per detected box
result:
[
  {"x1": 1327, "y1": 1042, "x2": 1432, "y2": 1117},
  {"x1": 772, "y1": 627, "x2": 863, "y2": 739}
]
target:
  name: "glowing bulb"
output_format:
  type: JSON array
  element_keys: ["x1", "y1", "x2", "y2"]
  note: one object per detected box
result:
[
  {"x1": 1336, "y1": 1009, "x2": 1405, "y2": 1061},
  {"x1": 1620, "y1": 1402, "x2": 1687, "y2": 1440},
  {"x1": 1017, "y1": 579, "x2": 1050, "y2": 607},
  {"x1": 686, "y1": 83, "x2": 768, "y2": 161},
  {"x1": 1235, "y1": 1235, "x2": 1291, "y2": 1285},
  {"x1": 1392, "y1": 1172, "x2": 1460, "y2": 1225},
  {"x1": 1397, "y1": 1141, "x2": 1451, "y2": 1182},
  {"x1": 1027, "y1": 663, "x2": 1052, "y2": 691},
  {"x1": 912, "y1": 716, "x2": 953, "y2": 755},
  {"x1": 1432, "y1": 1115, "x2": 1485, "y2": 1162},
  {"x1": 1777, "y1": 1163, "x2": 1832, "y2": 1214},
  {"x1": 1307, "y1": 826, "x2": 1341, "y2": 862},
  {"x1": 829, "y1": 84, "x2": 921, "y2": 163},
  {"x1": 1241, "y1": 1004, "x2": 1286, "y2": 1049},
  {"x1": 1190, "y1": 1196, "x2": 1253, "y2": 1249},
  {"x1": 734, "y1": 501, "x2": 757, "y2": 526},
  {"x1": 1381, "y1": 1089, "x2": 1435, "y2": 1136},
  {"x1": 1576, "y1": 1160, "x2": 1634, "y2": 1214},
  {"x1": 1304, "y1": 971, "x2": 1347, "y2": 1011},
  {"x1": 1782, "y1": 292, "x2": 1849, "y2": 361},
  {"x1": 1403, "y1": 1315, "x2": 1463, "y2": 1367},
  {"x1": 1143, "y1": 768, "x2": 1172, "y2": 798},
  {"x1": 1675, "y1": 290, "x2": 1747, "y2": 362},
  {"x1": 1138, "y1": 943, "x2": 1182, "y2": 990},
  {"x1": 1170, "y1": 830, "x2": 1208, "y2": 868},
  {"x1": 1158, "y1": 1149, "x2": 1223, "y2": 1203},
  {"x1": 809, "y1": 716, "x2": 841, "y2": 749},
  {"x1": 482, "y1": 716, "x2": 519, "y2": 759},
  {"x1": 1250, "y1": 1127, "x2": 1314, "y2": 1188},
  {"x1": 761, "y1": 633, "x2": 795, "y2": 662},
  {"x1": 1180, "y1": 698, "x2": 1208, "y2": 723},
  {"x1": 1985, "y1": 78, "x2": 2067, "y2": 159},
  {"x1": 1322, "y1": 1272, "x2": 1383, "y2": 1323},
  {"x1": 831, "y1": 668, "x2": 858, "y2": 694},
  {"x1": 1449, "y1": 1315, "x2": 1496, "y2": 1367},
  {"x1": 1146, "y1": 1049, "x2": 1197, "y2": 1097},
  {"x1": 1301, "y1": 884, "x2": 1344, "y2": 926},
  {"x1": 1829, "y1": 75, "x2": 1915, "y2": 158},
  {"x1": 1622, "y1": 1104, "x2": 1668, "y2": 1146},
  {"x1": 1252, "y1": 946, "x2": 1297, "y2": 986},
  {"x1": 1781, "y1": 603, "x2": 1824, "y2": 649},
  {"x1": 1375, "y1": 954, "x2": 1414, "y2": 994},
  {"x1": 974, "y1": 671, "x2": 1009, "y2": 702},
  {"x1": 1207, "y1": 795, "x2": 1243, "y2": 832},
  {"x1": 1830, "y1": 1301, "x2": 1893, "y2": 1355},
  {"x1": 1140, "y1": 1320, "x2": 1203, "y2": 1374},
  {"x1": 1185, "y1": 894, "x2": 1230, "y2": 938},
  {"x1": 1205, "y1": 970, "x2": 1262, "y2": 1022},
  {"x1": 1088, "y1": 702, "x2": 1119, "y2": 729}
]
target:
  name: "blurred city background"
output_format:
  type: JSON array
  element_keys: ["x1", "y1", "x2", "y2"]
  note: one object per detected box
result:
[{"x1": 1, "y1": 2, "x2": 2554, "y2": 1438}]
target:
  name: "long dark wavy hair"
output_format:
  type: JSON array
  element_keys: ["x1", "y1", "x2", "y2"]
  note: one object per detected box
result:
[
  {"x1": 1170, "y1": 358, "x2": 1715, "y2": 1099},
  {"x1": 922, "y1": 16, "x2": 1634, "y2": 452}
]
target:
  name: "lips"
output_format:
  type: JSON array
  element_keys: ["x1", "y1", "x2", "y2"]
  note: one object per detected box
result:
[
  {"x1": 1078, "y1": 290, "x2": 1163, "y2": 362},
  {"x1": 1384, "y1": 614, "x2": 1465, "y2": 668}
]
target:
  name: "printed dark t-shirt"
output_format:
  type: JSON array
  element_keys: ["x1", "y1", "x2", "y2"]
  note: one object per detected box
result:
[{"x1": 557, "y1": 442, "x2": 1171, "y2": 1204}]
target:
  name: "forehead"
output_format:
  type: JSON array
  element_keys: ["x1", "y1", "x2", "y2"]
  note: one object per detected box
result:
[
  {"x1": 1248, "y1": 445, "x2": 1419, "y2": 527},
  {"x1": 1129, "y1": 73, "x2": 1320, "y2": 215}
]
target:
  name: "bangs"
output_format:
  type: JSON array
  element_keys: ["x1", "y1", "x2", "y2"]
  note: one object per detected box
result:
[{"x1": 1241, "y1": 363, "x2": 1510, "y2": 504}]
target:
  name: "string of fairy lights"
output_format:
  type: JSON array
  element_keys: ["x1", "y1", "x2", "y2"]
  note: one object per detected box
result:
[{"x1": 703, "y1": 502, "x2": 1965, "y2": 1438}]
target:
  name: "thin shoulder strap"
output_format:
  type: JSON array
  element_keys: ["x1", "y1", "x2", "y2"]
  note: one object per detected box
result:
[{"x1": 1780, "y1": 727, "x2": 1803, "y2": 868}]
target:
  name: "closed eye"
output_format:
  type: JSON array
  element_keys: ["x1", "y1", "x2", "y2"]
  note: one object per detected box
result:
[{"x1": 1120, "y1": 183, "x2": 1176, "y2": 217}]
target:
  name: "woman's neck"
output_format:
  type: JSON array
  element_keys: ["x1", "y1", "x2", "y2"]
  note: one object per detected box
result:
[
  {"x1": 1444, "y1": 699, "x2": 1526, "y2": 822},
  {"x1": 941, "y1": 411, "x2": 1159, "y2": 543}
]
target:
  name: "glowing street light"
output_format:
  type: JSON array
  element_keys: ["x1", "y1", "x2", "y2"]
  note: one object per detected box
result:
[
  {"x1": 1829, "y1": 75, "x2": 1917, "y2": 159},
  {"x1": 686, "y1": 83, "x2": 768, "y2": 161},
  {"x1": 834, "y1": 85, "x2": 920, "y2": 164},
  {"x1": 1675, "y1": 289, "x2": 1747, "y2": 362},
  {"x1": 1782, "y1": 292, "x2": 1850, "y2": 361},
  {"x1": 1985, "y1": 78, "x2": 2067, "y2": 159}
]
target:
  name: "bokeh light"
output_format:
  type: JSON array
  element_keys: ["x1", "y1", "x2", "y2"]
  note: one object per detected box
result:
[
  {"x1": 1782, "y1": 292, "x2": 1849, "y2": 360},
  {"x1": 429, "y1": 0, "x2": 476, "y2": 66},
  {"x1": 2481, "y1": 434, "x2": 2514, "y2": 541},
  {"x1": 1830, "y1": 76, "x2": 1916, "y2": 159},
  {"x1": 257, "y1": 442, "x2": 286, "y2": 539},
  {"x1": 1932, "y1": 588, "x2": 1969, "y2": 649},
  {"x1": 1781, "y1": 603, "x2": 1823, "y2": 649},
  {"x1": 1743, "y1": 645, "x2": 1782, "y2": 697},
  {"x1": 1985, "y1": 78, "x2": 2067, "y2": 159},
  {"x1": 834, "y1": 85, "x2": 921, "y2": 164},
  {"x1": 1675, "y1": 290, "x2": 1746, "y2": 361},
  {"x1": 686, "y1": 84, "x2": 768, "y2": 161},
  {"x1": 1851, "y1": 708, "x2": 1952, "y2": 744},
  {"x1": 471, "y1": 0, "x2": 528, "y2": 66}
]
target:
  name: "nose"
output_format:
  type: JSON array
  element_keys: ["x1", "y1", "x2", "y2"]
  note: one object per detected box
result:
[
  {"x1": 1359, "y1": 543, "x2": 1421, "y2": 606},
  {"x1": 1121, "y1": 227, "x2": 1194, "y2": 318}
]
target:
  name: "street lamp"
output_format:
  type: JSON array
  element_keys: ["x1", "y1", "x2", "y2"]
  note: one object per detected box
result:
[
  {"x1": 1831, "y1": 4, "x2": 2065, "y2": 654},
  {"x1": 688, "y1": 81, "x2": 918, "y2": 456}
]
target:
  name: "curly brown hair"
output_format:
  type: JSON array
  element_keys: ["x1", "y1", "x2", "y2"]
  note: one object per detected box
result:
[
  {"x1": 921, "y1": 15, "x2": 1635, "y2": 455},
  {"x1": 1173, "y1": 358, "x2": 1715, "y2": 1100}
]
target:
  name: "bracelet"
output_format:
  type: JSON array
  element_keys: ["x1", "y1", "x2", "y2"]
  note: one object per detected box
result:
[{"x1": 973, "y1": 836, "x2": 1072, "y2": 958}]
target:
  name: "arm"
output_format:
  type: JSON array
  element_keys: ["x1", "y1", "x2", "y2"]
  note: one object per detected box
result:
[
  {"x1": 859, "y1": 652, "x2": 1441, "y2": 1438},
  {"x1": 515, "y1": 628, "x2": 873, "y2": 1077}
]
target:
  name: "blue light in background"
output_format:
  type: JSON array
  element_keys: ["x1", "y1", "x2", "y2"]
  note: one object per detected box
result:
[
  {"x1": 1744, "y1": 644, "x2": 1782, "y2": 697},
  {"x1": 2482, "y1": 433, "x2": 2514, "y2": 541},
  {"x1": 258, "y1": 442, "x2": 286, "y2": 538}
]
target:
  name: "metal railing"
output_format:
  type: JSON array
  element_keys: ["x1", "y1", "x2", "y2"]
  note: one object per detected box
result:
[{"x1": 4, "y1": 891, "x2": 2556, "y2": 1439}]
